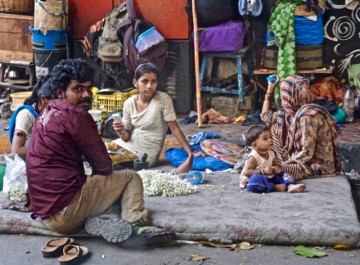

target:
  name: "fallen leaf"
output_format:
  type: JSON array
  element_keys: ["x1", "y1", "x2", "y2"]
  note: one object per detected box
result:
[
  {"x1": 333, "y1": 244, "x2": 351, "y2": 250},
  {"x1": 200, "y1": 241, "x2": 237, "y2": 250},
  {"x1": 239, "y1": 241, "x2": 255, "y2": 250},
  {"x1": 191, "y1": 254, "x2": 209, "y2": 261},
  {"x1": 292, "y1": 245, "x2": 327, "y2": 258}
]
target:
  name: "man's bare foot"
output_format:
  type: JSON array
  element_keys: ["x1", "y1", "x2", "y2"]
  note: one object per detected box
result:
[
  {"x1": 288, "y1": 184, "x2": 306, "y2": 193},
  {"x1": 175, "y1": 153, "x2": 194, "y2": 174}
]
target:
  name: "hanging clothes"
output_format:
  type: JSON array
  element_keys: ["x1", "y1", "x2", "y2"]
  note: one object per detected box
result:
[{"x1": 267, "y1": 0, "x2": 303, "y2": 105}]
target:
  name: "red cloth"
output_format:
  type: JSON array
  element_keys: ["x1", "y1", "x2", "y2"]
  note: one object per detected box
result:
[{"x1": 26, "y1": 99, "x2": 112, "y2": 218}]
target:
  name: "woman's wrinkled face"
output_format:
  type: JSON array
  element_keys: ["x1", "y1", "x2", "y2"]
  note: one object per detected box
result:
[{"x1": 134, "y1": 72, "x2": 158, "y2": 98}]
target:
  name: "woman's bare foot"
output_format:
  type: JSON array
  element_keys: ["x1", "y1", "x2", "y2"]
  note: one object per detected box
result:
[
  {"x1": 175, "y1": 153, "x2": 194, "y2": 174},
  {"x1": 288, "y1": 184, "x2": 306, "y2": 193}
]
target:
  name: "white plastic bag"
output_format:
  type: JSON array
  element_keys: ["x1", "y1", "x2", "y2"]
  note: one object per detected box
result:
[{"x1": 3, "y1": 153, "x2": 27, "y2": 202}]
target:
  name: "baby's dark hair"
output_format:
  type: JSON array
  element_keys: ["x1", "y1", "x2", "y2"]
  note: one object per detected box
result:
[{"x1": 245, "y1": 124, "x2": 271, "y2": 146}]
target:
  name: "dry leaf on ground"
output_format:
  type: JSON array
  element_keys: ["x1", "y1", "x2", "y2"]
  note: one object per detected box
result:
[
  {"x1": 239, "y1": 242, "x2": 255, "y2": 250},
  {"x1": 333, "y1": 244, "x2": 351, "y2": 250},
  {"x1": 190, "y1": 254, "x2": 209, "y2": 261}
]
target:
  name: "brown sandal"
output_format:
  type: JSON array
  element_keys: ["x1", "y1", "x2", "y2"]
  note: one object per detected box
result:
[
  {"x1": 41, "y1": 237, "x2": 75, "y2": 258},
  {"x1": 58, "y1": 245, "x2": 89, "y2": 265}
]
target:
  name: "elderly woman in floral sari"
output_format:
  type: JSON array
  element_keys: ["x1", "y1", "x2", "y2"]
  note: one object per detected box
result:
[{"x1": 261, "y1": 75, "x2": 342, "y2": 180}]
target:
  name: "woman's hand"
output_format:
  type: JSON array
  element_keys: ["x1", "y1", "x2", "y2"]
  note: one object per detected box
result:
[
  {"x1": 263, "y1": 166, "x2": 274, "y2": 175},
  {"x1": 112, "y1": 121, "x2": 125, "y2": 135},
  {"x1": 262, "y1": 75, "x2": 279, "y2": 114},
  {"x1": 282, "y1": 158, "x2": 295, "y2": 165},
  {"x1": 193, "y1": 151, "x2": 206, "y2": 158},
  {"x1": 272, "y1": 166, "x2": 282, "y2": 174},
  {"x1": 267, "y1": 75, "x2": 280, "y2": 94}
]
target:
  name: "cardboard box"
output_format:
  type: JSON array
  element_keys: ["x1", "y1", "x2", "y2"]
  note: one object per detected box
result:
[{"x1": 0, "y1": 13, "x2": 33, "y2": 62}]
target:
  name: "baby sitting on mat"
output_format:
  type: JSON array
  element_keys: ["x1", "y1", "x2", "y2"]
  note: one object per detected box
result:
[{"x1": 239, "y1": 125, "x2": 306, "y2": 193}]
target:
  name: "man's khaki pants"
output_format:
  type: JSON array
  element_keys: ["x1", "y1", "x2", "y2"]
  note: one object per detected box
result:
[{"x1": 44, "y1": 170, "x2": 148, "y2": 234}]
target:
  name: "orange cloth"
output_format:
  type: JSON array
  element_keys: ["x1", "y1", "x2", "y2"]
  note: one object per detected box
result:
[
  {"x1": 196, "y1": 108, "x2": 230, "y2": 124},
  {"x1": 308, "y1": 77, "x2": 346, "y2": 105}
]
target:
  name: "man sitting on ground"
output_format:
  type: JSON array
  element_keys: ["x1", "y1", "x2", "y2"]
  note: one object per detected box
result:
[{"x1": 26, "y1": 58, "x2": 175, "y2": 246}]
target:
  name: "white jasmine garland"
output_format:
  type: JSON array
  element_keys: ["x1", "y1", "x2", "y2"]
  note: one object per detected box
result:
[
  {"x1": 7, "y1": 181, "x2": 27, "y2": 202},
  {"x1": 138, "y1": 170, "x2": 198, "y2": 197}
]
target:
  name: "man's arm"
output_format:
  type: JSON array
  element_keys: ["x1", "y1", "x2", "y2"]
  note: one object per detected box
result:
[{"x1": 73, "y1": 113, "x2": 113, "y2": 175}]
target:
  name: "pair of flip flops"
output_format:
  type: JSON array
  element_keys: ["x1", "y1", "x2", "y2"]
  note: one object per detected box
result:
[{"x1": 41, "y1": 237, "x2": 89, "y2": 264}]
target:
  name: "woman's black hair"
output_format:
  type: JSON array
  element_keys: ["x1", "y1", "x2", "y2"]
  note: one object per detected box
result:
[
  {"x1": 245, "y1": 124, "x2": 271, "y2": 147},
  {"x1": 134, "y1": 62, "x2": 158, "y2": 80},
  {"x1": 23, "y1": 75, "x2": 53, "y2": 106}
]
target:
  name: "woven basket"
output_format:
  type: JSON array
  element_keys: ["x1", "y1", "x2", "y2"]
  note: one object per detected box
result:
[{"x1": 0, "y1": 0, "x2": 34, "y2": 15}]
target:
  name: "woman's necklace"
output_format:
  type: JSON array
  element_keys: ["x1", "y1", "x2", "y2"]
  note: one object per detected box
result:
[{"x1": 136, "y1": 95, "x2": 151, "y2": 112}]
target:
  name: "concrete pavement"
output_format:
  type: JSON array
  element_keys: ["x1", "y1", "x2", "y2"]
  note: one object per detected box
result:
[{"x1": 0, "y1": 234, "x2": 359, "y2": 265}]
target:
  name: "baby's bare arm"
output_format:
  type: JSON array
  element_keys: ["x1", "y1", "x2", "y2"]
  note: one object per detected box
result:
[{"x1": 242, "y1": 156, "x2": 261, "y2": 176}]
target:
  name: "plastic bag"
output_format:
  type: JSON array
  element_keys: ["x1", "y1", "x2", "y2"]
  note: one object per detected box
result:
[{"x1": 3, "y1": 153, "x2": 27, "y2": 202}]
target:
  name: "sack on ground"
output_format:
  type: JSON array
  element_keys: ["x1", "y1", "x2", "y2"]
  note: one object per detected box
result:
[
  {"x1": 3, "y1": 153, "x2": 27, "y2": 202},
  {"x1": 116, "y1": 0, "x2": 168, "y2": 73},
  {"x1": 98, "y1": 2, "x2": 129, "y2": 62}
]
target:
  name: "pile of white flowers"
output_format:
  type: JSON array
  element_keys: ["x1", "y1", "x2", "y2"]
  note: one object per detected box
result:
[
  {"x1": 138, "y1": 170, "x2": 198, "y2": 197},
  {"x1": 8, "y1": 181, "x2": 27, "y2": 202}
]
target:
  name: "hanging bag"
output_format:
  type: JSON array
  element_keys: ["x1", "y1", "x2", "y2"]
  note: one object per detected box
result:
[
  {"x1": 116, "y1": 0, "x2": 168, "y2": 73},
  {"x1": 98, "y1": 2, "x2": 128, "y2": 63}
]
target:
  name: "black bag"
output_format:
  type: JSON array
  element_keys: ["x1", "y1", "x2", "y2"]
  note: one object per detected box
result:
[
  {"x1": 185, "y1": 0, "x2": 240, "y2": 28},
  {"x1": 116, "y1": 0, "x2": 168, "y2": 74},
  {"x1": 81, "y1": 18, "x2": 105, "y2": 58}
]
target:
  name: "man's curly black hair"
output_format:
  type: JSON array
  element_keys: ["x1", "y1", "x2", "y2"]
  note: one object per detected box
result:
[{"x1": 44, "y1": 58, "x2": 94, "y2": 95}]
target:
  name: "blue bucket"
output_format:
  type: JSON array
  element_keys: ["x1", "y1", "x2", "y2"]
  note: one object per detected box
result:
[{"x1": 29, "y1": 26, "x2": 67, "y2": 50}]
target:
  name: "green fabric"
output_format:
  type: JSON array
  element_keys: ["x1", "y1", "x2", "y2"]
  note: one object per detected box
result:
[
  {"x1": 267, "y1": 0, "x2": 303, "y2": 105},
  {"x1": 0, "y1": 165, "x2": 5, "y2": 191},
  {"x1": 135, "y1": 225, "x2": 162, "y2": 236},
  {"x1": 332, "y1": 106, "x2": 346, "y2": 124},
  {"x1": 347, "y1": 64, "x2": 360, "y2": 93}
]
